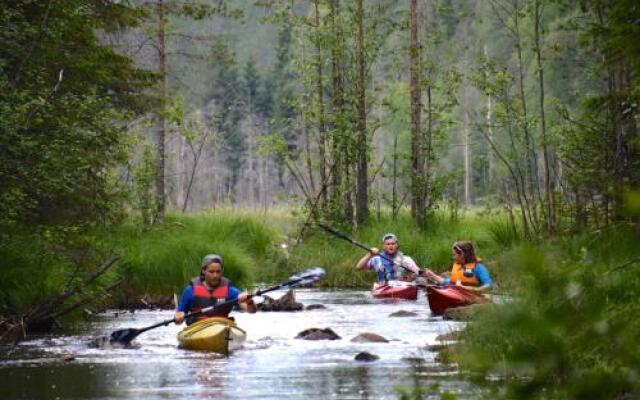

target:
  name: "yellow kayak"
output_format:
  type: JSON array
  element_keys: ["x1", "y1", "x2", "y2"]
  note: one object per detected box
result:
[{"x1": 177, "y1": 317, "x2": 246, "y2": 355}]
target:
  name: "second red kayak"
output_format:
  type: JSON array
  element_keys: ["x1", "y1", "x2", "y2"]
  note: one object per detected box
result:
[
  {"x1": 372, "y1": 280, "x2": 418, "y2": 300},
  {"x1": 426, "y1": 285, "x2": 489, "y2": 315}
]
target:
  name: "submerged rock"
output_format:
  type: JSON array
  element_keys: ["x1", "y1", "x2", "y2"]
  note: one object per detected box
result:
[
  {"x1": 389, "y1": 310, "x2": 418, "y2": 317},
  {"x1": 354, "y1": 351, "x2": 379, "y2": 362},
  {"x1": 305, "y1": 304, "x2": 326, "y2": 310},
  {"x1": 350, "y1": 333, "x2": 389, "y2": 343},
  {"x1": 295, "y1": 328, "x2": 341, "y2": 340}
]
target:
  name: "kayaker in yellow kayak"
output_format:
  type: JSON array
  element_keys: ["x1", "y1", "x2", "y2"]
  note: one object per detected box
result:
[
  {"x1": 355, "y1": 233, "x2": 422, "y2": 282},
  {"x1": 423, "y1": 241, "x2": 493, "y2": 293},
  {"x1": 174, "y1": 254, "x2": 257, "y2": 325}
]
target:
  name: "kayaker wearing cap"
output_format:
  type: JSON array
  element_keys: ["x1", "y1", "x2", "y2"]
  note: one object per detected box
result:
[
  {"x1": 355, "y1": 233, "x2": 422, "y2": 282},
  {"x1": 423, "y1": 241, "x2": 493, "y2": 293},
  {"x1": 174, "y1": 253, "x2": 257, "y2": 325}
]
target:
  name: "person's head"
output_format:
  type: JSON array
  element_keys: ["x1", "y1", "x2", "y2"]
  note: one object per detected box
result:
[
  {"x1": 200, "y1": 253, "x2": 223, "y2": 287},
  {"x1": 382, "y1": 233, "x2": 399, "y2": 255},
  {"x1": 452, "y1": 241, "x2": 477, "y2": 265}
]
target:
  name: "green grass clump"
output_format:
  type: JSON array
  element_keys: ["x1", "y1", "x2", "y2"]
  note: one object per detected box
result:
[{"x1": 107, "y1": 212, "x2": 287, "y2": 299}]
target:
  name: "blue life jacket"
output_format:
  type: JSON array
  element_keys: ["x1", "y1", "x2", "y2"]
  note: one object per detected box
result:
[{"x1": 375, "y1": 251, "x2": 400, "y2": 281}]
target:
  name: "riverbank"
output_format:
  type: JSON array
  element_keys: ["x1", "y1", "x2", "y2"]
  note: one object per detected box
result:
[{"x1": 2, "y1": 207, "x2": 639, "y2": 398}]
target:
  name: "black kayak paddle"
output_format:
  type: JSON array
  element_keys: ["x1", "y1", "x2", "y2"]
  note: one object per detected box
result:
[{"x1": 109, "y1": 267, "x2": 326, "y2": 345}]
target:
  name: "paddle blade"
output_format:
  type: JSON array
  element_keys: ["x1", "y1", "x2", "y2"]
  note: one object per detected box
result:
[
  {"x1": 316, "y1": 223, "x2": 352, "y2": 242},
  {"x1": 109, "y1": 328, "x2": 140, "y2": 345},
  {"x1": 286, "y1": 267, "x2": 326, "y2": 287}
]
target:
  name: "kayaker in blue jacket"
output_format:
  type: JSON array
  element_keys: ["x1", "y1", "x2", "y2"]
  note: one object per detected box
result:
[
  {"x1": 174, "y1": 254, "x2": 257, "y2": 325},
  {"x1": 423, "y1": 241, "x2": 493, "y2": 292},
  {"x1": 355, "y1": 233, "x2": 422, "y2": 282}
]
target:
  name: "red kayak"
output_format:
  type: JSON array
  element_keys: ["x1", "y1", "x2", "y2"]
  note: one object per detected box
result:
[
  {"x1": 372, "y1": 280, "x2": 418, "y2": 300},
  {"x1": 426, "y1": 285, "x2": 489, "y2": 315}
]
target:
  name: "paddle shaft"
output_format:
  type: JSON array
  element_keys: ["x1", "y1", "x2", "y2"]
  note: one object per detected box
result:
[
  {"x1": 136, "y1": 274, "x2": 312, "y2": 334},
  {"x1": 179, "y1": 277, "x2": 301, "y2": 321},
  {"x1": 317, "y1": 224, "x2": 419, "y2": 276}
]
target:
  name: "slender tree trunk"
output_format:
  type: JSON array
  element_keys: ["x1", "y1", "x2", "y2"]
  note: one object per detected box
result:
[
  {"x1": 392, "y1": 131, "x2": 399, "y2": 219},
  {"x1": 595, "y1": 5, "x2": 628, "y2": 222},
  {"x1": 303, "y1": 110, "x2": 316, "y2": 195},
  {"x1": 513, "y1": 0, "x2": 541, "y2": 234},
  {"x1": 154, "y1": 0, "x2": 167, "y2": 224},
  {"x1": 484, "y1": 46, "x2": 494, "y2": 187},
  {"x1": 329, "y1": 0, "x2": 341, "y2": 200},
  {"x1": 409, "y1": 0, "x2": 425, "y2": 228},
  {"x1": 329, "y1": 0, "x2": 353, "y2": 223},
  {"x1": 425, "y1": 84, "x2": 433, "y2": 210},
  {"x1": 534, "y1": 0, "x2": 555, "y2": 234},
  {"x1": 314, "y1": 0, "x2": 327, "y2": 205},
  {"x1": 182, "y1": 140, "x2": 206, "y2": 213},
  {"x1": 463, "y1": 106, "x2": 472, "y2": 206},
  {"x1": 355, "y1": 0, "x2": 368, "y2": 226}
]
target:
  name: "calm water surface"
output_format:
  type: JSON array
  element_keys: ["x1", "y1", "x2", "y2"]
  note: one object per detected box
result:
[{"x1": 0, "y1": 289, "x2": 484, "y2": 399}]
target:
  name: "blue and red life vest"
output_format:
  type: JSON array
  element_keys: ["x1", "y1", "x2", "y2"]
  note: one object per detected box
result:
[
  {"x1": 374, "y1": 251, "x2": 414, "y2": 282},
  {"x1": 187, "y1": 277, "x2": 233, "y2": 324}
]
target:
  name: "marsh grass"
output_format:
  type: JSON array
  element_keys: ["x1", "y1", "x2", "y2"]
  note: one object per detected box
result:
[
  {"x1": 0, "y1": 207, "x2": 520, "y2": 316},
  {"x1": 107, "y1": 212, "x2": 287, "y2": 299},
  {"x1": 292, "y1": 210, "x2": 511, "y2": 287}
]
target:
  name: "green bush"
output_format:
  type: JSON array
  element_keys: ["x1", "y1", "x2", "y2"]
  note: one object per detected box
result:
[{"x1": 457, "y1": 227, "x2": 640, "y2": 399}]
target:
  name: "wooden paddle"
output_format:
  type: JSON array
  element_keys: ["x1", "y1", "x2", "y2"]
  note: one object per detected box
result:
[{"x1": 109, "y1": 267, "x2": 326, "y2": 345}]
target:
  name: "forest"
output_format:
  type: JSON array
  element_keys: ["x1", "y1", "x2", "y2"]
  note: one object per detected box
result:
[{"x1": 1, "y1": 0, "x2": 639, "y2": 399}]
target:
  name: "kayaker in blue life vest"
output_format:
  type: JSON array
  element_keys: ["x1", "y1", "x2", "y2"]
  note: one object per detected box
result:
[
  {"x1": 174, "y1": 253, "x2": 257, "y2": 325},
  {"x1": 423, "y1": 241, "x2": 493, "y2": 293},
  {"x1": 355, "y1": 233, "x2": 422, "y2": 282}
]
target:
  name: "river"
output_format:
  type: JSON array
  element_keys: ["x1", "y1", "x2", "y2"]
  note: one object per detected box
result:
[{"x1": 0, "y1": 289, "x2": 485, "y2": 399}]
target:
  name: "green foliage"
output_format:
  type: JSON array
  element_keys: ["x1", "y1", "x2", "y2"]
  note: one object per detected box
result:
[
  {"x1": 130, "y1": 140, "x2": 157, "y2": 226},
  {"x1": 0, "y1": 226, "x2": 120, "y2": 316},
  {"x1": 1, "y1": 0, "x2": 154, "y2": 233},
  {"x1": 0, "y1": 210, "x2": 290, "y2": 317},
  {"x1": 0, "y1": 1, "x2": 154, "y2": 323},
  {"x1": 107, "y1": 212, "x2": 286, "y2": 297},
  {"x1": 458, "y1": 226, "x2": 640, "y2": 399},
  {"x1": 486, "y1": 216, "x2": 522, "y2": 249}
]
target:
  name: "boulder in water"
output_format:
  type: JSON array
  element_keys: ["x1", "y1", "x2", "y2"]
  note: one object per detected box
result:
[
  {"x1": 350, "y1": 332, "x2": 389, "y2": 343},
  {"x1": 354, "y1": 351, "x2": 379, "y2": 362},
  {"x1": 295, "y1": 328, "x2": 341, "y2": 340},
  {"x1": 258, "y1": 289, "x2": 303, "y2": 311},
  {"x1": 389, "y1": 310, "x2": 418, "y2": 317},
  {"x1": 305, "y1": 304, "x2": 326, "y2": 310}
]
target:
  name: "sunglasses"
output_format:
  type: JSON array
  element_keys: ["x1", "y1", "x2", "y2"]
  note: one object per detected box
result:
[{"x1": 452, "y1": 244, "x2": 463, "y2": 255}]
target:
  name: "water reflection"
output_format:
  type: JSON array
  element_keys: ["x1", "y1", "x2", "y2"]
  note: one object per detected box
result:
[{"x1": 0, "y1": 289, "x2": 481, "y2": 399}]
